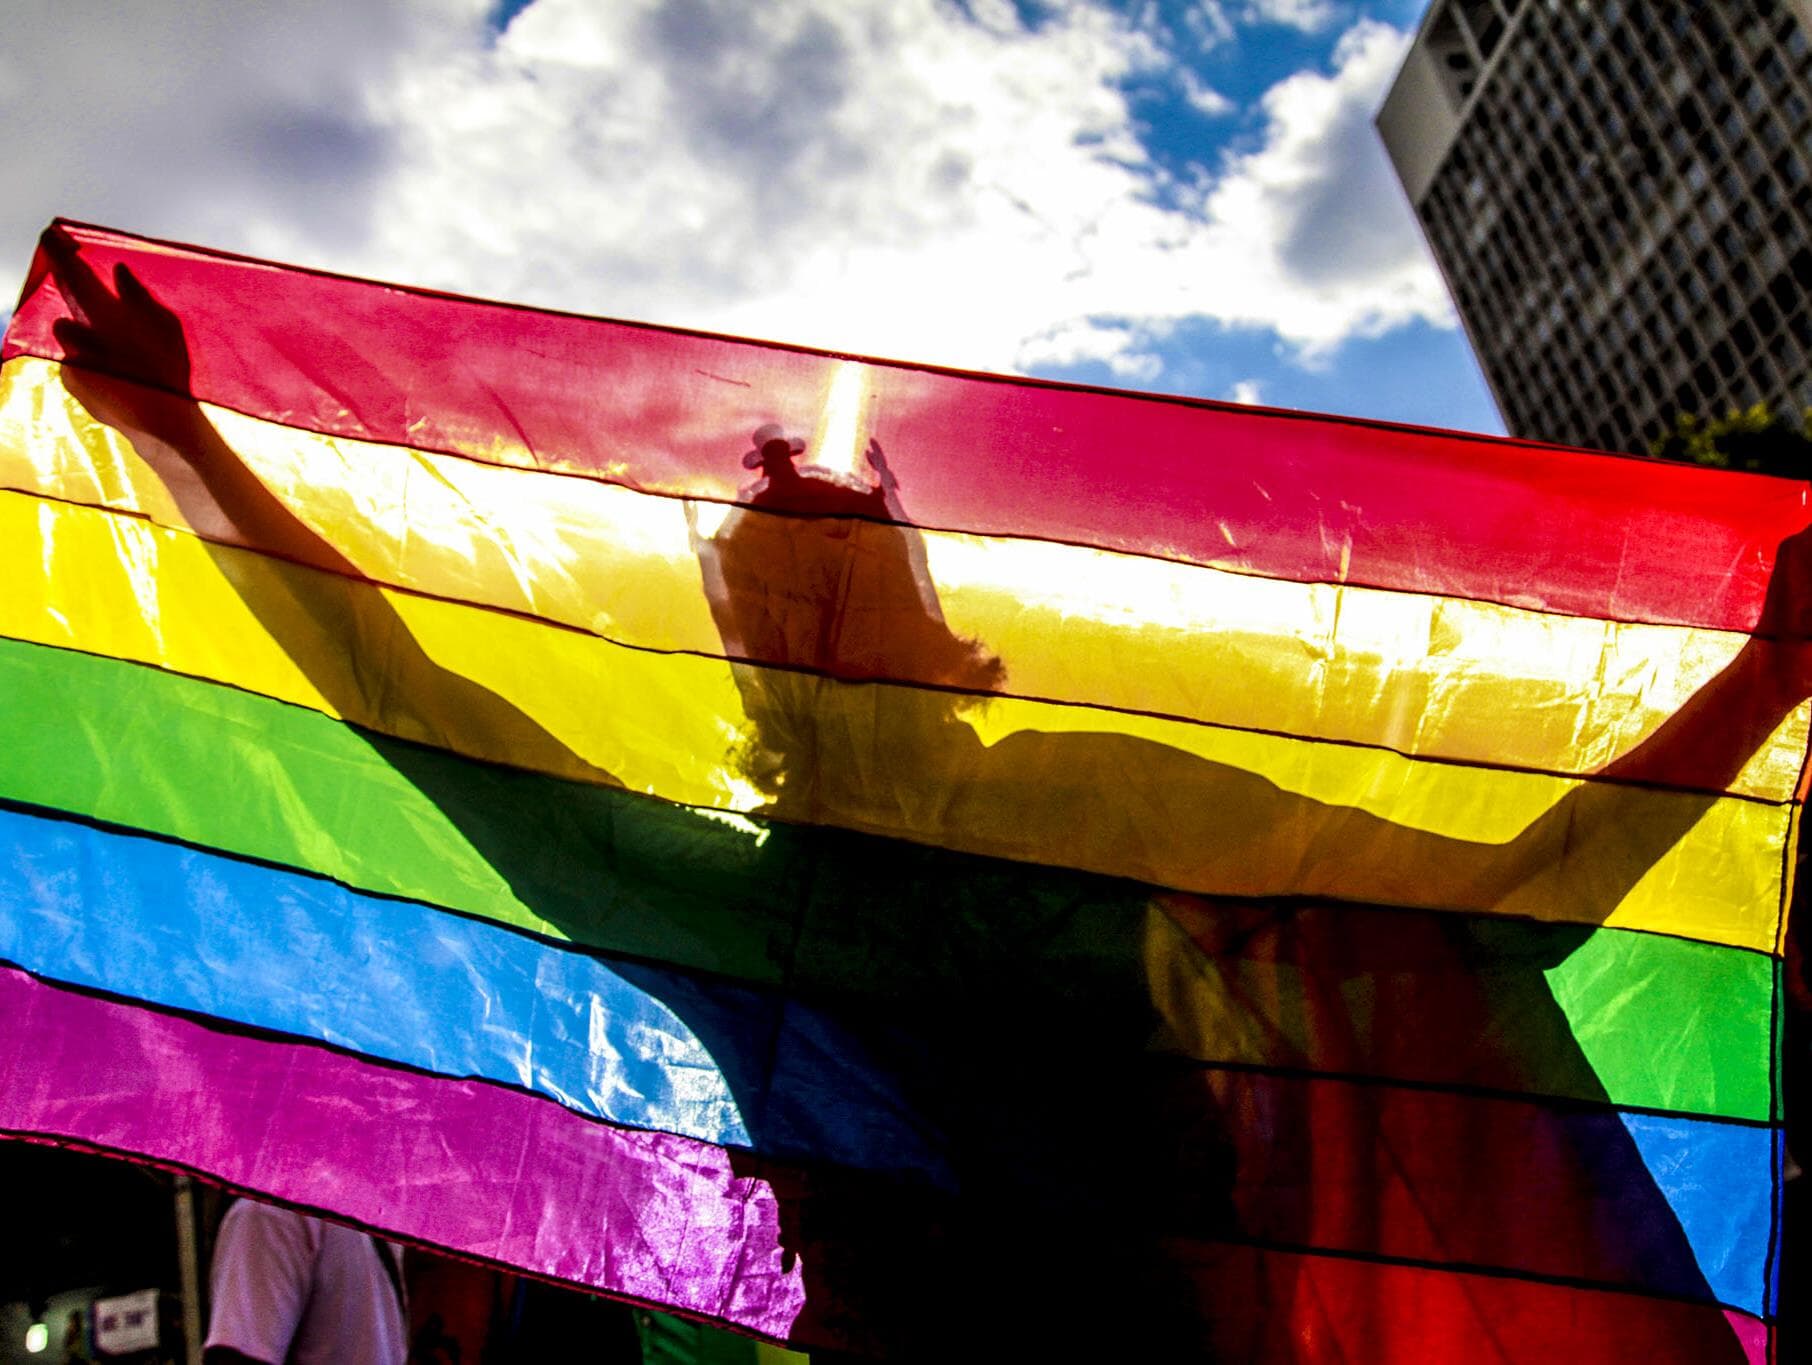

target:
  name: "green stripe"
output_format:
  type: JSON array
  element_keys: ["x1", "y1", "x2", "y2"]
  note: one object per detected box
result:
[{"x1": 0, "y1": 635, "x2": 1774, "y2": 1121}]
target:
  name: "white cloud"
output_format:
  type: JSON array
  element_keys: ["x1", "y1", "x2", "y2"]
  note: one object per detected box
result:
[
  {"x1": 1183, "y1": 3, "x2": 1237, "y2": 51},
  {"x1": 1244, "y1": 0, "x2": 1342, "y2": 32},
  {"x1": 1019, "y1": 319, "x2": 1152, "y2": 374},
  {"x1": 0, "y1": 2, "x2": 1449, "y2": 382},
  {"x1": 1177, "y1": 67, "x2": 1236, "y2": 117},
  {"x1": 0, "y1": 0, "x2": 484, "y2": 263},
  {"x1": 1176, "y1": 19, "x2": 1454, "y2": 360},
  {"x1": 1225, "y1": 378, "x2": 1264, "y2": 404}
]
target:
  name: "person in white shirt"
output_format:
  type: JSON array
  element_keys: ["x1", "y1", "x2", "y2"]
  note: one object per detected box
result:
[{"x1": 203, "y1": 1200, "x2": 406, "y2": 1365}]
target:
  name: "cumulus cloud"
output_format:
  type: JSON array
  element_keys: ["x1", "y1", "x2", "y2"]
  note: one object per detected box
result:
[
  {"x1": 0, "y1": 0, "x2": 483, "y2": 269},
  {"x1": 1187, "y1": 18, "x2": 1452, "y2": 359},
  {"x1": 0, "y1": 1, "x2": 1449, "y2": 379},
  {"x1": 1225, "y1": 378, "x2": 1264, "y2": 404}
]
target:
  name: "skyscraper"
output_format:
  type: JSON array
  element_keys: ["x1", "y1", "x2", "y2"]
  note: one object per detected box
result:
[{"x1": 1378, "y1": 1, "x2": 1812, "y2": 453}]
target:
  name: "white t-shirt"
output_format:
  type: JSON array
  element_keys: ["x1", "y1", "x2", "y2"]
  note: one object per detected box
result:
[{"x1": 206, "y1": 1202, "x2": 407, "y2": 1365}]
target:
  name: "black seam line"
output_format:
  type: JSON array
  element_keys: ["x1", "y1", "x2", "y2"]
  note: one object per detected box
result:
[
  {"x1": 1146, "y1": 1053, "x2": 1780, "y2": 1131},
  {"x1": 1762, "y1": 723, "x2": 1809, "y2": 1317},
  {"x1": 2, "y1": 484, "x2": 1797, "y2": 813},
  {"x1": 0, "y1": 970, "x2": 1778, "y2": 1334},
  {"x1": 0, "y1": 1127, "x2": 808, "y2": 1355},
  {"x1": 35, "y1": 216, "x2": 1799, "y2": 476},
  {"x1": 0, "y1": 634, "x2": 641, "y2": 797},
  {"x1": 0, "y1": 957, "x2": 944, "y2": 1192},
  {"x1": 0, "y1": 1120, "x2": 1775, "y2": 1335},
  {"x1": 1762, "y1": 762, "x2": 1801, "y2": 1317},
  {"x1": 1185, "y1": 1231, "x2": 1774, "y2": 1326},
  {"x1": 0, "y1": 791, "x2": 790, "y2": 992},
  {"x1": 0, "y1": 809, "x2": 1781, "y2": 1134},
  {"x1": 0, "y1": 776, "x2": 1784, "y2": 1005},
  {"x1": 1765, "y1": 957, "x2": 1785, "y2": 1322},
  {"x1": 0, "y1": 950, "x2": 1786, "y2": 1327},
  {"x1": 0, "y1": 634, "x2": 1791, "y2": 964},
  {"x1": 12, "y1": 344, "x2": 1809, "y2": 644}
]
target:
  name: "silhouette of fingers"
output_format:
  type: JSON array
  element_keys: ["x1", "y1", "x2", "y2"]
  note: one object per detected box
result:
[
  {"x1": 43, "y1": 232, "x2": 123, "y2": 338},
  {"x1": 49, "y1": 314, "x2": 102, "y2": 363},
  {"x1": 866, "y1": 437, "x2": 899, "y2": 485},
  {"x1": 39, "y1": 229, "x2": 192, "y2": 393}
]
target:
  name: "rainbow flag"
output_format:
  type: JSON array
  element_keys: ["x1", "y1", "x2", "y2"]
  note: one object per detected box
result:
[{"x1": 0, "y1": 219, "x2": 1798, "y2": 1360}]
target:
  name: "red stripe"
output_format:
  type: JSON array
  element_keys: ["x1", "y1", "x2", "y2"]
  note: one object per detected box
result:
[
  {"x1": 4, "y1": 965, "x2": 1770, "y2": 1359},
  {"x1": 1177, "y1": 1243, "x2": 1768, "y2": 1364},
  {"x1": 7, "y1": 220, "x2": 1806, "y2": 633},
  {"x1": 1173, "y1": 1070, "x2": 1769, "y2": 1312}
]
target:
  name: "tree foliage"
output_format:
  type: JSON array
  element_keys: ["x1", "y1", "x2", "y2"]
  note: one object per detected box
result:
[{"x1": 1649, "y1": 403, "x2": 1812, "y2": 479}]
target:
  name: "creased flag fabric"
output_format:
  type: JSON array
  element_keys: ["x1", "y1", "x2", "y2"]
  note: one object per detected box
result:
[{"x1": 0, "y1": 219, "x2": 1801, "y2": 1359}]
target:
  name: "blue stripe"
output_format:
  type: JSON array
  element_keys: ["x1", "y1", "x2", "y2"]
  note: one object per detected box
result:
[
  {"x1": 0, "y1": 805, "x2": 943, "y2": 1179},
  {"x1": 0, "y1": 804, "x2": 1778, "y2": 1313},
  {"x1": 1617, "y1": 1111, "x2": 1780, "y2": 1317}
]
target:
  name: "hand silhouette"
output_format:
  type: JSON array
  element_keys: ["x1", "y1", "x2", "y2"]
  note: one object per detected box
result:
[
  {"x1": 37, "y1": 231, "x2": 363, "y2": 582},
  {"x1": 866, "y1": 437, "x2": 908, "y2": 520},
  {"x1": 865, "y1": 437, "x2": 896, "y2": 490},
  {"x1": 43, "y1": 228, "x2": 194, "y2": 398},
  {"x1": 39, "y1": 226, "x2": 622, "y2": 791}
]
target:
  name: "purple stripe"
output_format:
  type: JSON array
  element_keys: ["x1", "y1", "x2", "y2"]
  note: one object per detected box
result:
[{"x1": 0, "y1": 965, "x2": 813, "y2": 1344}]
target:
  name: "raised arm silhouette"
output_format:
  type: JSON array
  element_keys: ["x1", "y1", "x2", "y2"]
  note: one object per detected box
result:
[
  {"x1": 44, "y1": 234, "x2": 618, "y2": 788},
  {"x1": 31, "y1": 222, "x2": 1793, "y2": 1359},
  {"x1": 696, "y1": 413, "x2": 1812, "y2": 934},
  {"x1": 691, "y1": 415, "x2": 1801, "y2": 1360}
]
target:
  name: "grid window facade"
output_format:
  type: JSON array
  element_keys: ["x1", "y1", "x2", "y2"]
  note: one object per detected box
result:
[{"x1": 1397, "y1": 0, "x2": 1812, "y2": 453}]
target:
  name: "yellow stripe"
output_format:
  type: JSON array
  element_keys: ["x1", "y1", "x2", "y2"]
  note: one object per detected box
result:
[
  {"x1": 4, "y1": 354, "x2": 1802, "y2": 802},
  {"x1": 0, "y1": 489, "x2": 1785, "y2": 951}
]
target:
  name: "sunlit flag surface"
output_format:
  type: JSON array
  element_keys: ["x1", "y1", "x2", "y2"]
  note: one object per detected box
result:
[{"x1": 0, "y1": 220, "x2": 1800, "y2": 1361}]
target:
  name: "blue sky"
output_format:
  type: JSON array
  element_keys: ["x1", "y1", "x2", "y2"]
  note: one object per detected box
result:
[
  {"x1": 1, "y1": 0, "x2": 1500, "y2": 436},
  {"x1": 1013, "y1": 0, "x2": 1498, "y2": 432}
]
